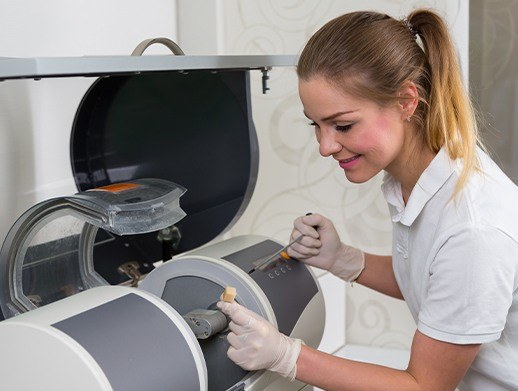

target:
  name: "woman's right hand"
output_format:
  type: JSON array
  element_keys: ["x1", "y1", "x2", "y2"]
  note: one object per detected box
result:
[
  {"x1": 287, "y1": 213, "x2": 365, "y2": 282},
  {"x1": 287, "y1": 213, "x2": 342, "y2": 271}
]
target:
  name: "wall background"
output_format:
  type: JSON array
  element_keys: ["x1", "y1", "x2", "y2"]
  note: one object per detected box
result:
[
  {"x1": 0, "y1": 0, "x2": 468, "y2": 356},
  {"x1": 470, "y1": 0, "x2": 518, "y2": 184}
]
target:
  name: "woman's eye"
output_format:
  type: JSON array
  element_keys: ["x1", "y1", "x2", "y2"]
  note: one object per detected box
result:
[
  {"x1": 308, "y1": 121, "x2": 351, "y2": 132},
  {"x1": 335, "y1": 124, "x2": 352, "y2": 132}
]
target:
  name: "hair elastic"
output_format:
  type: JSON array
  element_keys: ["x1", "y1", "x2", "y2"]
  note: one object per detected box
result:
[{"x1": 402, "y1": 18, "x2": 418, "y2": 39}]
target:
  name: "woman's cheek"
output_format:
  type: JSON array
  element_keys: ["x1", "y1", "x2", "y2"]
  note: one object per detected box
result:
[{"x1": 349, "y1": 133, "x2": 377, "y2": 153}]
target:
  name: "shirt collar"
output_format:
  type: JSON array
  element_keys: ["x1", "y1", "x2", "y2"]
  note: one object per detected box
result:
[{"x1": 381, "y1": 147, "x2": 457, "y2": 226}]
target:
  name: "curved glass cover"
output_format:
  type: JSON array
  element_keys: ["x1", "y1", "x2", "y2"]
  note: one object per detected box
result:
[{"x1": 0, "y1": 178, "x2": 186, "y2": 318}]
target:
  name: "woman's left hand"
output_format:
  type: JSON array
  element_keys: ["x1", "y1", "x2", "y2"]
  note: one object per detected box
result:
[{"x1": 216, "y1": 300, "x2": 302, "y2": 380}]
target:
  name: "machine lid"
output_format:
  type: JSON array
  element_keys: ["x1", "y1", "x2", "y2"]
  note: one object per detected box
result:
[
  {"x1": 70, "y1": 64, "x2": 261, "y2": 256},
  {"x1": 0, "y1": 178, "x2": 186, "y2": 319}
]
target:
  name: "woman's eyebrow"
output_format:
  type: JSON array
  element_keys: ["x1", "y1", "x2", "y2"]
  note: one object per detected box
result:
[{"x1": 303, "y1": 110, "x2": 358, "y2": 122}]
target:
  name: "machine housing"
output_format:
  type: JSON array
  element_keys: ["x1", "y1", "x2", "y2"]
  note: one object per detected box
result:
[{"x1": 0, "y1": 51, "x2": 325, "y2": 391}]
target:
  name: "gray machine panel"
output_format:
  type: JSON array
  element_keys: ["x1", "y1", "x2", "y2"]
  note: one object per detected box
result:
[
  {"x1": 162, "y1": 276, "x2": 247, "y2": 391},
  {"x1": 52, "y1": 293, "x2": 201, "y2": 391},
  {"x1": 223, "y1": 240, "x2": 319, "y2": 336}
]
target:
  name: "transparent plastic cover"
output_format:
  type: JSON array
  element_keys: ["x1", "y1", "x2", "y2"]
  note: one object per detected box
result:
[
  {"x1": 0, "y1": 178, "x2": 187, "y2": 318},
  {"x1": 67, "y1": 178, "x2": 187, "y2": 235}
]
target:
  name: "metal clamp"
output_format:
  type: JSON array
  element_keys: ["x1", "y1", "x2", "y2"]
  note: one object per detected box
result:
[
  {"x1": 117, "y1": 261, "x2": 142, "y2": 287},
  {"x1": 261, "y1": 67, "x2": 271, "y2": 94}
]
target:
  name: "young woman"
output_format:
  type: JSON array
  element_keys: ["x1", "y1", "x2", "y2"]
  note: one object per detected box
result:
[{"x1": 218, "y1": 9, "x2": 518, "y2": 390}]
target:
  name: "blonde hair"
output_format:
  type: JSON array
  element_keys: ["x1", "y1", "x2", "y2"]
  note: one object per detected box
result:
[{"x1": 297, "y1": 9, "x2": 483, "y2": 195}]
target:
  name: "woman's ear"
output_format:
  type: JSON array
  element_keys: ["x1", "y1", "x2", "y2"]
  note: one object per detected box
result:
[{"x1": 397, "y1": 81, "x2": 418, "y2": 122}]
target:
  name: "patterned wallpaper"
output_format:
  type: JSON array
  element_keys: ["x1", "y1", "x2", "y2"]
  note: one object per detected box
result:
[{"x1": 217, "y1": 0, "x2": 467, "y2": 351}]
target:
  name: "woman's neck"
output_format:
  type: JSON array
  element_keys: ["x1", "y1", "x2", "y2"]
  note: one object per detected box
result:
[{"x1": 387, "y1": 141, "x2": 437, "y2": 205}]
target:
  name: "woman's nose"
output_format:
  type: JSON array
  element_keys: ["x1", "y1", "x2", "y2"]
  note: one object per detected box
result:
[{"x1": 318, "y1": 129, "x2": 342, "y2": 157}]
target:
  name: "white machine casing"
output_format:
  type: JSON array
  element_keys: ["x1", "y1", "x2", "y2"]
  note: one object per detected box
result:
[
  {"x1": 0, "y1": 286, "x2": 208, "y2": 391},
  {"x1": 0, "y1": 49, "x2": 325, "y2": 390}
]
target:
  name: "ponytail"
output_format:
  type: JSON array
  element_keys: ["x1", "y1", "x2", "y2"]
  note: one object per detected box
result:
[{"x1": 408, "y1": 9, "x2": 482, "y2": 194}]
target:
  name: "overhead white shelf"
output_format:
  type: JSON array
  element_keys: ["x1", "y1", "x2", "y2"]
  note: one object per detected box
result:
[{"x1": 0, "y1": 54, "x2": 298, "y2": 80}]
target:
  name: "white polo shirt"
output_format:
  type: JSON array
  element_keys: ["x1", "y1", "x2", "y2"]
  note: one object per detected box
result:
[{"x1": 381, "y1": 147, "x2": 518, "y2": 390}]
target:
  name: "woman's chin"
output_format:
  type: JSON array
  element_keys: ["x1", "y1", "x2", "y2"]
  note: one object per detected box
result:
[{"x1": 343, "y1": 171, "x2": 376, "y2": 184}]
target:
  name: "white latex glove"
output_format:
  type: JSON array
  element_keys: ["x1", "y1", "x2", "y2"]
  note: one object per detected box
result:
[
  {"x1": 287, "y1": 213, "x2": 365, "y2": 282},
  {"x1": 216, "y1": 300, "x2": 302, "y2": 381}
]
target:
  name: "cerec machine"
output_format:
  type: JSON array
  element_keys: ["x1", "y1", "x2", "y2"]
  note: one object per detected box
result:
[{"x1": 0, "y1": 41, "x2": 325, "y2": 391}]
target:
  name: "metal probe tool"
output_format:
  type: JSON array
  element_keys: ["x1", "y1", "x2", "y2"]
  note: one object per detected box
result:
[
  {"x1": 248, "y1": 233, "x2": 304, "y2": 274},
  {"x1": 248, "y1": 213, "x2": 313, "y2": 274}
]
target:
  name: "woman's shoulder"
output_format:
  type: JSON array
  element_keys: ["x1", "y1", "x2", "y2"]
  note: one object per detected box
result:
[
  {"x1": 445, "y1": 150, "x2": 518, "y2": 241},
  {"x1": 466, "y1": 149, "x2": 518, "y2": 207}
]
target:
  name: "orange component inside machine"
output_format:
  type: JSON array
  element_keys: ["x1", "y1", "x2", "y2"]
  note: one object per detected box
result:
[
  {"x1": 88, "y1": 182, "x2": 141, "y2": 193},
  {"x1": 280, "y1": 251, "x2": 290, "y2": 260}
]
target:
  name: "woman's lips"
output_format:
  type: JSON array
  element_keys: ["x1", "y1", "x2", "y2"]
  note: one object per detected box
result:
[{"x1": 338, "y1": 154, "x2": 361, "y2": 169}]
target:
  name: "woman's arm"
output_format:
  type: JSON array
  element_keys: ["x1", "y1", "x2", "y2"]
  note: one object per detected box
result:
[
  {"x1": 356, "y1": 253, "x2": 404, "y2": 299},
  {"x1": 296, "y1": 330, "x2": 481, "y2": 391},
  {"x1": 218, "y1": 300, "x2": 481, "y2": 390}
]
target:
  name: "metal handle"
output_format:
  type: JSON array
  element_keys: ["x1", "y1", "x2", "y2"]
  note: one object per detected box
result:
[{"x1": 131, "y1": 37, "x2": 185, "y2": 56}]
